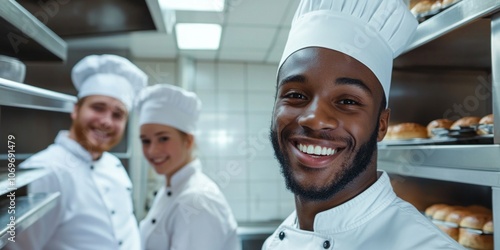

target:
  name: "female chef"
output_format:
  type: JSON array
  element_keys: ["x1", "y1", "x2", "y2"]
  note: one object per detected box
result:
[{"x1": 136, "y1": 84, "x2": 241, "y2": 250}]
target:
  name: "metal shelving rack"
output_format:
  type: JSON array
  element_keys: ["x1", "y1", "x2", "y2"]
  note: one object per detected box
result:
[
  {"x1": 0, "y1": 0, "x2": 69, "y2": 248},
  {"x1": 0, "y1": 0, "x2": 67, "y2": 61},
  {"x1": 378, "y1": 0, "x2": 500, "y2": 248}
]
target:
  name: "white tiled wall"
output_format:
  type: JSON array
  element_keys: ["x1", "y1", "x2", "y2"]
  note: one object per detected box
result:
[{"x1": 193, "y1": 61, "x2": 295, "y2": 222}]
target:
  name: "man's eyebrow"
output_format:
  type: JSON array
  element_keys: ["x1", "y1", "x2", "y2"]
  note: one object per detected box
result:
[
  {"x1": 278, "y1": 74, "x2": 306, "y2": 87},
  {"x1": 335, "y1": 77, "x2": 372, "y2": 96}
]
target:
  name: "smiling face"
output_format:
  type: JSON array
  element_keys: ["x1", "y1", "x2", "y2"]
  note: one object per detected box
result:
[
  {"x1": 70, "y1": 95, "x2": 128, "y2": 158},
  {"x1": 140, "y1": 124, "x2": 194, "y2": 177},
  {"x1": 270, "y1": 47, "x2": 389, "y2": 202}
]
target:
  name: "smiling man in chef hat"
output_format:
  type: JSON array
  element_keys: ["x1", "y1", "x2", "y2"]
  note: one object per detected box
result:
[
  {"x1": 265, "y1": 0, "x2": 466, "y2": 249},
  {"x1": 7, "y1": 54, "x2": 146, "y2": 250}
]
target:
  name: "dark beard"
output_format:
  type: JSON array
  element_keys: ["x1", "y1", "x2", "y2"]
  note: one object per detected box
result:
[
  {"x1": 269, "y1": 122, "x2": 379, "y2": 202},
  {"x1": 71, "y1": 116, "x2": 122, "y2": 155}
]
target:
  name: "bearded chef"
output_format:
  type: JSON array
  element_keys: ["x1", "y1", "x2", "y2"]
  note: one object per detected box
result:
[
  {"x1": 5, "y1": 55, "x2": 146, "y2": 250},
  {"x1": 136, "y1": 84, "x2": 240, "y2": 250},
  {"x1": 263, "y1": 0, "x2": 466, "y2": 249}
]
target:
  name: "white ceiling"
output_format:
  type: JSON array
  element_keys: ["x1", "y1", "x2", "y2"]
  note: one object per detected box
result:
[{"x1": 66, "y1": 0, "x2": 299, "y2": 64}]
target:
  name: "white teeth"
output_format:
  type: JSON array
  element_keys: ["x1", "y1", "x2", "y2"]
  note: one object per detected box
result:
[
  {"x1": 314, "y1": 146, "x2": 322, "y2": 155},
  {"x1": 152, "y1": 158, "x2": 165, "y2": 163},
  {"x1": 298, "y1": 144, "x2": 336, "y2": 156}
]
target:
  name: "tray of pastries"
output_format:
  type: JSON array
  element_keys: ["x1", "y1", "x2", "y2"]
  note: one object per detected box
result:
[
  {"x1": 381, "y1": 114, "x2": 494, "y2": 146},
  {"x1": 425, "y1": 203, "x2": 494, "y2": 250},
  {"x1": 409, "y1": 0, "x2": 462, "y2": 22}
]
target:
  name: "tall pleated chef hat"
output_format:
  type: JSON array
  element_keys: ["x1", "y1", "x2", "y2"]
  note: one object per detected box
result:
[
  {"x1": 71, "y1": 54, "x2": 147, "y2": 111},
  {"x1": 280, "y1": 0, "x2": 418, "y2": 104},
  {"x1": 136, "y1": 84, "x2": 202, "y2": 134}
]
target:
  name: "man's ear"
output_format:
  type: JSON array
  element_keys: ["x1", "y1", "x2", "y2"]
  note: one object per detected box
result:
[
  {"x1": 377, "y1": 108, "x2": 390, "y2": 142},
  {"x1": 71, "y1": 103, "x2": 79, "y2": 121}
]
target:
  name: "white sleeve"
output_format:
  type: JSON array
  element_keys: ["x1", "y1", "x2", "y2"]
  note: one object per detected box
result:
[{"x1": 3, "y1": 170, "x2": 64, "y2": 250}]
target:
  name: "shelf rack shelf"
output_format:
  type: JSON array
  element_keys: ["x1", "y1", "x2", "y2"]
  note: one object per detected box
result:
[
  {"x1": 0, "y1": 77, "x2": 76, "y2": 113},
  {"x1": 0, "y1": 168, "x2": 51, "y2": 197},
  {"x1": 403, "y1": 0, "x2": 500, "y2": 53},
  {"x1": 381, "y1": 0, "x2": 500, "y2": 248},
  {"x1": 0, "y1": 0, "x2": 66, "y2": 61},
  {"x1": 0, "y1": 193, "x2": 60, "y2": 248}
]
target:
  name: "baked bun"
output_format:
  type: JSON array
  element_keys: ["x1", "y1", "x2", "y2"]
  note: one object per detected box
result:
[
  {"x1": 442, "y1": 0, "x2": 460, "y2": 8},
  {"x1": 433, "y1": 205, "x2": 464, "y2": 221},
  {"x1": 451, "y1": 116, "x2": 481, "y2": 129},
  {"x1": 390, "y1": 123, "x2": 429, "y2": 140},
  {"x1": 427, "y1": 119, "x2": 454, "y2": 137},
  {"x1": 459, "y1": 213, "x2": 494, "y2": 250},
  {"x1": 479, "y1": 114, "x2": 494, "y2": 124},
  {"x1": 384, "y1": 125, "x2": 395, "y2": 140},
  {"x1": 445, "y1": 209, "x2": 472, "y2": 225},
  {"x1": 467, "y1": 205, "x2": 492, "y2": 215},
  {"x1": 444, "y1": 209, "x2": 472, "y2": 240},
  {"x1": 411, "y1": 0, "x2": 441, "y2": 15},
  {"x1": 425, "y1": 204, "x2": 448, "y2": 218},
  {"x1": 483, "y1": 220, "x2": 494, "y2": 234}
]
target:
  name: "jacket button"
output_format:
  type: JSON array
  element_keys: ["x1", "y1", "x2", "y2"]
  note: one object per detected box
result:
[
  {"x1": 118, "y1": 240, "x2": 123, "y2": 245},
  {"x1": 278, "y1": 231, "x2": 285, "y2": 240},
  {"x1": 111, "y1": 210, "x2": 115, "y2": 215},
  {"x1": 90, "y1": 165, "x2": 94, "y2": 170},
  {"x1": 167, "y1": 191, "x2": 172, "y2": 196},
  {"x1": 323, "y1": 240, "x2": 331, "y2": 249},
  {"x1": 152, "y1": 219, "x2": 156, "y2": 224}
]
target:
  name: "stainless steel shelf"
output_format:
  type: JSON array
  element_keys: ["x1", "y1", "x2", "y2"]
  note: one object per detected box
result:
[
  {"x1": 379, "y1": 160, "x2": 500, "y2": 187},
  {"x1": 0, "y1": 77, "x2": 76, "y2": 113},
  {"x1": 379, "y1": 144, "x2": 500, "y2": 172},
  {"x1": 403, "y1": 0, "x2": 500, "y2": 53},
  {"x1": 0, "y1": 0, "x2": 66, "y2": 61},
  {"x1": 0, "y1": 168, "x2": 51, "y2": 196},
  {"x1": 0, "y1": 192, "x2": 60, "y2": 248}
]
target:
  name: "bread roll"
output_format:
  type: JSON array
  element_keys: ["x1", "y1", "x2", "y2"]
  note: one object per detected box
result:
[
  {"x1": 466, "y1": 205, "x2": 492, "y2": 214},
  {"x1": 444, "y1": 209, "x2": 472, "y2": 240},
  {"x1": 425, "y1": 203, "x2": 449, "y2": 218},
  {"x1": 389, "y1": 123, "x2": 429, "y2": 140},
  {"x1": 433, "y1": 205, "x2": 465, "y2": 221},
  {"x1": 483, "y1": 220, "x2": 493, "y2": 234},
  {"x1": 479, "y1": 114, "x2": 494, "y2": 124},
  {"x1": 427, "y1": 118, "x2": 454, "y2": 137},
  {"x1": 445, "y1": 209, "x2": 472, "y2": 225},
  {"x1": 410, "y1": 0, "x2": 441, "y2": 15},
  {"x1": 437, "y1": 223, "x2": 459, "y2": 241},
  {"x1": 459, "y1": 213, "x2": 494, "y2": 250},
  {"x1": 384, "y1": 125, "x2": 395, "y2": 140},
  {"x1": 451, "y1": 116, "x2": 481, "y2": 129}
]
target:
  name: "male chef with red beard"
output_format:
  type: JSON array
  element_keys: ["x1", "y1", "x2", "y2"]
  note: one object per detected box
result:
[
  {"x1": 5, "y1": 55, "x2": 147, "y2": 250},
  {"x1": 263, "y1": 0, "x2": 466, "y2": 249}
]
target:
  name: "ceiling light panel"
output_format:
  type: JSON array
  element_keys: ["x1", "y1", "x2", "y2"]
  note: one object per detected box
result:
[
  {"x1": 159, "y1": 0, "x2": 225, "y2": 12},
  {"x1": 176, "y1": 23, "x2": 222, "y2": 50}
]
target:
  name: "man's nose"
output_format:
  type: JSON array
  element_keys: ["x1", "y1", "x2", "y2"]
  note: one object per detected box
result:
[{"x1": 297, "y1": 98, "x2": 338, "y2": 131}]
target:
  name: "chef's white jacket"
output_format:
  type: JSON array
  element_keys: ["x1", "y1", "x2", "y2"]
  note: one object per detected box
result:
[
  {"x1": 263, "y1": 171, "x2": 466, "y2": 250},
  {"x1": 139, "y1": 159, "x2": 240, "y2": 250},
  {"x1": 5, "y1": 131, "x2": 140, "y2": 250}
]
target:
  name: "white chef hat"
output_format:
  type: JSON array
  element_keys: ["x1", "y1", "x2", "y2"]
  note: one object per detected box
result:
[
  {"x1": 71, "y1": 54, "x2": 147, "y2": 111},
  {"x1": 279, "y1": 0, "x2": 418, "y2": 104},
  {"x1": 136, "y1": 84, "x2": 202, "y2": 134}
]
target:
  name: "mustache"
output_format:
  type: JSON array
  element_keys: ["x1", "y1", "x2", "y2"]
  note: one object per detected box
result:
[{"x1": 282, "y1": 127, "x2": 354, "y2": 149}]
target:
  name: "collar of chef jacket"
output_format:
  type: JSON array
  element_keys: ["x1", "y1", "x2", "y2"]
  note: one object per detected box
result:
[
  {"x1": 54, "y1": 130, "x2": 94, "y2": 164},
  {"x1": 281, "y1": 171, "x2": 394, "y2": 234},
  {"x1": 312, "y1": 171, "x2": 394, "y2": 233},
  {"x1": 165, "y1": 158, "x2": 202, "y2": 195}
]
